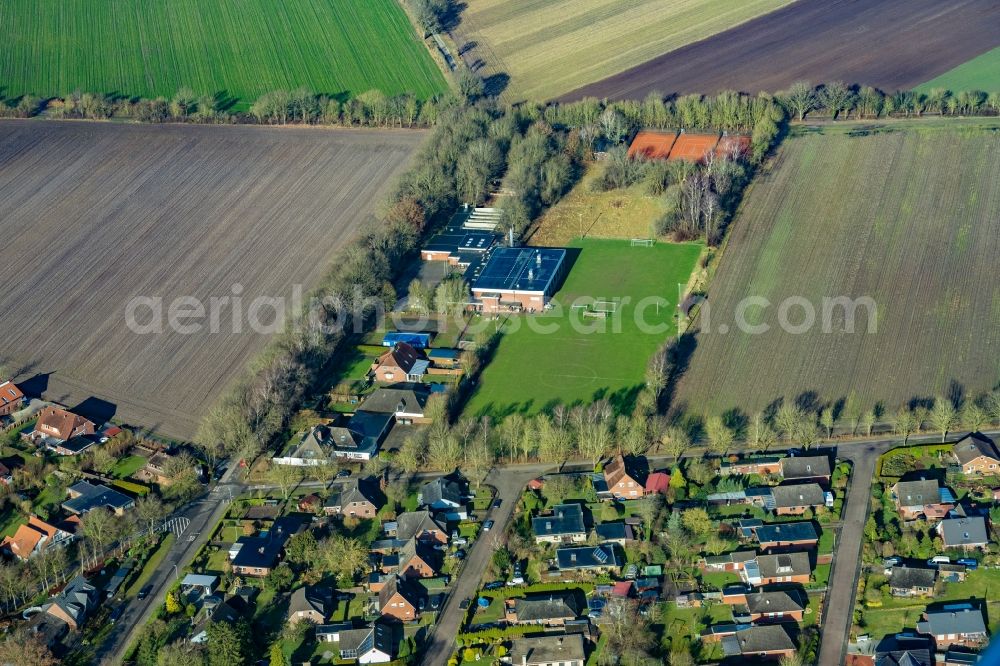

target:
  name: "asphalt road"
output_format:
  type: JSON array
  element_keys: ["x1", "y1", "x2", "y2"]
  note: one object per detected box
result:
[
  {"x1": 420, "y1": 465, "x2": 552, "y2": 666},
  {"x1": 96, "y1": 468, "x2": 243, "y2": 665}
]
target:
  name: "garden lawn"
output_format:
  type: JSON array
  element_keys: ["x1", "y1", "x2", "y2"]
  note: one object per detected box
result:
[
  {"x1": 917, "y1": 47, "x2": 1000, "y2": 94},
  {"x1": 0, "y1": 0, "x2": 447, "y2": 105},
  {"x1": 113, "y1": 455, "x2": 147, "y2": 479},
  {"x1": 465, "y1": 239, "x2": 702, "y2": 418}
]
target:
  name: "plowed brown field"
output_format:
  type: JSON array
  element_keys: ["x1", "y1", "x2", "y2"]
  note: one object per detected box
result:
[
  {"x1": 0, "y1": 121, "x2": 425, "y2": 439},
  {"x1": 561, "y1": 0, "x2": 1000, "y2": 101}
]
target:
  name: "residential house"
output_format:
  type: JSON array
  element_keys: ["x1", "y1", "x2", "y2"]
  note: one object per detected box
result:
[
  {"x1": 63, "y1": 481, "x2": 134, "y2": 515},
  {"x1": 378, "y1": 576, "x2": 422, "y2": 622},
  {"x1": 325, "y1": 478, "x2": 381, "y2": 519},
  {"x1": 753, "y1": 522, "x2": 819, "y2": 551},
  {"x1": 231, "y1": 516, "x2": 304, "y2": 577},
  {"x1": 316, "y1": 622, "x2": 393, "y2": 663},
  {"x1": 702, "y1": 550, "x2": 757, "y2": 573},
  {"x1": 555, "y1": 545, "x2": 621, "y2": 574},
  {"x1": 644, "y1": 471, "x2": 670, "y2": 496},
  {"x1": 603, "y1": 455, "x2": 646, "y2": 500},
  {"x1": 288, "y1": 585, "x2": 331, "y2": 625},
  {"x1": 397, "y1": 538, "x2": 438, "y2": 579},
  {"x1": 396, "y1": 511, "x2": 448, "y2": 545},
  {"x1": 937, "y1": 517, "x2": 990, "y2": 551},
  {"x1": 1, "y1": 515, "x2": 77, "y2": 560},
  {"x1": 740, "y1": 590, "x2": 805, "y2": 622},
  {"x1": 532, "y1": 503, "x2": 587, "y2": 544},
  {"x1": 509, "y1": 633, "x2": 586, "y2": 666},
  {"x1": 43, "y1": 576, "x2": 97, "y2": 631},
  {"x1": 190, "y1": 597, "x2": 247, "y2": 644},
  {"x1": 27, "y1": 407, "x2": 95, "y2": 445},
  {"x1": 743, "y1": 552, "x2": 812, "y2": 585},
  {"x1": 358, "y1": 387, "x2": 430, "y2": 425},
  {"x1": 594, "y1": 522, "x2": 635, "y2": 545},
  {"x1": 721, "y1": 624, "x2": 797, "y2": 660},
  {"x1": 180, "y1": 574, "x2": 219, "y2": 600},
  {"x1": 507, "y1": 593, "x2": 581, "y2": 626},
  {"x1": 916, "y1": 604, "x2": 988, "y2": 648},
  {"x1": 780, "y1": 455, "x2": 832, "y2": 483},
  {"x1": 952, "y1": 432, "x2": 1000, "y2": 476},
  {"x1": 419, "y1": 476, "x2": 465, "y2": 513},
  {"x1": 371, "y1": 343, "x2": 428, "y2": 384},
  {"x1": 0, "y1": 381, "x2": 24, "y2": 417},
  {"x1": 720, "y1": 456, "x2": 782, "y2": 477},
  {"x1": 771, "y1": 483, "x2": 826, "y2": 515},
  {"x1": 888, "y1": 566, "x2": 937, "y2": 597},
  {"x1": 892, "y1": 479, "x2": 955, "y2": 521}
]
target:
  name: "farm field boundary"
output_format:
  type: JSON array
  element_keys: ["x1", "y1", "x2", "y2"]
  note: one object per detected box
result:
[
  {"x1": 0, "y1": 120, "x2": 426, "y2": 439},
  {"x1": 560, "y1": 0, "x2": 1000, "y2": 101},
  {"x1": 674, "y1": 119, "x2": 1000, "y2": 417}
]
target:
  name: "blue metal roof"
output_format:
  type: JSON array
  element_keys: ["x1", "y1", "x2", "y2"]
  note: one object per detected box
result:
[{"x1": 473, "y1": 247, "x2": 566, "y2": 294}]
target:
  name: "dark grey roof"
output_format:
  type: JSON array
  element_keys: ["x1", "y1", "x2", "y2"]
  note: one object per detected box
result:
[
  {"x1": 756, "y1": 551, "x2": 811, "y2": 578},
  {"x1": 532, "y1": 503, "x2": 586, "y2": 538},
  {"x1": 754, "y1": 521, "x2": 818, "y2": 544},
  {"x1": 745, "y1": 590, "x2": 804, "y2": 614},
  {"x1": 512, "y1": 592, "x2": 580, "y2": 622},
  {"x1": 894, "y1": 480, "x2": 941, "y2": 506},
  {"x1": 939, "y1": 517, "x2": 989, "y2": 546},
  {"x1": 288, "y1": 585, "x2": 331, "y2": 617},
  {"x1": 420, "y1": 477, "x2": 463, "y2": 508},
  {"x1": 595, "y1": 522, "x2": 632, "y2": 541},
  {"x1": 781, "y1": 455, "x2": 831, "y2": 479},
  {"x1": 917, "y1": 605, "x2": 987, "y2": 637},
  {"x1": 396, "y1": 511, "x2": 446, "y2": 541},
  {"x1": 770, "y1": 483, "x2": 825, "y2": 508},
  {"x1": 722, "y1": 624, "x2": 796, "y2": 656},
  {"x1": 875, "y1": 649, "x2": 933, "y2": 666},
  {"x1": 889, "y1": 566, "x2": 936, "y2": 590},
  {"x1": 556, "y1": 545, "x2": 621, "y2": 570},
  {"x1": 509, "y1": 634, "x2": 586, "y2": 665},
  {"x1": 358, "y1": 388, "x2": 429, "y2": 416},
  {"x1": 953, "y1": 432, "x2": 1000, "y2": 466},
  {"x1": 63, "y1": 481, "x2": 134, "y2": 514}
]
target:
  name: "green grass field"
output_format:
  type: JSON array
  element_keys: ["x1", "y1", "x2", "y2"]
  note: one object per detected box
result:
[
  {"x1": 465, "y1": 239, "x2": 702, "y2": 418},
  {"x1": 454, "y1": 0, "x2": 792, "y2": 100},
  {"x1": 675, "y1": 119, "x2": 1000, "y2": 418},
  {"x1": 917, "y1": 47, "x2": 1000, "y2": 93},
  {"x1": 0, "y1": 0, "x2": 447, "y2": 104}
]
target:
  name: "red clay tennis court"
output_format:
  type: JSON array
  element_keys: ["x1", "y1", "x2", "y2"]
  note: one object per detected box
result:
[
  {"x1": 627, "y1": 130, "x2": 677, "y2": 160},
  {"x1": 668, "y1": 132, "x2": 720, "y2": 163}
]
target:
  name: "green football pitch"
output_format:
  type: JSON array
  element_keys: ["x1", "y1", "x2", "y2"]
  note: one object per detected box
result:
[
  {"x1": 0, "y1": 0, "x2": 448, "y2": 105},
  {"x1": 464, "y1": 239, "x2": 703, "y2": 418}
]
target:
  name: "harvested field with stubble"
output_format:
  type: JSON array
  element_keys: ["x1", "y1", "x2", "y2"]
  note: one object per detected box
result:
[
  {"x1": 562, "y1": 0, "x2": 1000, "y2": 101},
  {"x1": 674, "y1": 119, "x2": 1000, "y2": 419},
  {"x1": 0, "y1": 120, "x2": 426, "y2": 439},
  {"x1": 454, "y1": 0, "x2": 793, "y2": 101}
]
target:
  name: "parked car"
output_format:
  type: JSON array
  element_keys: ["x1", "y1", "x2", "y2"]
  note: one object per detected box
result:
[
  {"x1": 137, "y1": 585, "x2": 154, "y2": 601},
  {"x1": 483, "y1": 520, "x2": 494, "y2": 531},
  {"x1": 957, "y1": 558, "x2": 979, "y2": 570},
  {"x1": 484, "y1": 581, "x2": 505, "y2": 591},
  {"x1": 928, "y1": 556, "x2": 951, "y2": 566}
]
